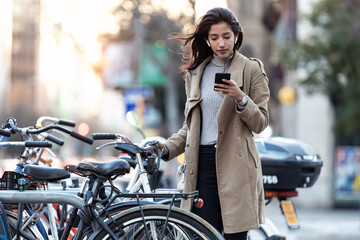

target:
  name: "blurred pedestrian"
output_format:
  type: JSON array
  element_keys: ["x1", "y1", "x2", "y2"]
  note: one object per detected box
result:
[{"x1": 159, "y1": 7, "x2": 270, "y2": 240}]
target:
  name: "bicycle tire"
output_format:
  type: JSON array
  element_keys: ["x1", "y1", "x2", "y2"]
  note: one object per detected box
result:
[
  {"x1": 6, "y1": 210, "x2": 43, "y2": 240},
  {"x1": 88, "y1": 204, "x2": 225, "y2": 240}
]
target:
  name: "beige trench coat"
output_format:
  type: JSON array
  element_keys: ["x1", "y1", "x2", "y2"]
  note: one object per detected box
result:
[{"x1": 163, "y1": 52, "x2": 270, "y2": 233}]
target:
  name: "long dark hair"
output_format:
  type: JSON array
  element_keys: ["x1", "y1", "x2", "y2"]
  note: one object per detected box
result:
[{"x1": 172, "y1": 8, "x2": 243, "y2": 72}]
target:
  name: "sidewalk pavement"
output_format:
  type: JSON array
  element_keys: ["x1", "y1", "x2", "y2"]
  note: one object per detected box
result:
[{"x1": 265, "y1": 199, "x2": 360, "y2": 240}]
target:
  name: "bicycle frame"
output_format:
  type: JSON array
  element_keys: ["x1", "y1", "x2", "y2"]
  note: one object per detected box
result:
[
  {"x1": 0, "y1": 182, "x2": 91, "y2": 240},
  {"x1": 0, "y1": 176, "x2": 164, "y2": 240},
  {"x1": 125, "y1": 152, "x2": 152, "y2": 195}
]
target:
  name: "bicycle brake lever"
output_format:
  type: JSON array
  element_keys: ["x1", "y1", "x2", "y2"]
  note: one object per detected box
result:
[
  {"x1": 96, "y1": 141, "x2": 117, "y2": 151},
  {"x1": 51, "y1": 129, "x2": 69, "y2": 140},
  {"x1": 45, "y1": 148, "x2": 57, "y2": 158}
]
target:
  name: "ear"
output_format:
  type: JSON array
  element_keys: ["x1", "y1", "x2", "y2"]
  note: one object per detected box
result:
[{"x1": 235, "y1": 33, "x2": 240, "y2": 44}]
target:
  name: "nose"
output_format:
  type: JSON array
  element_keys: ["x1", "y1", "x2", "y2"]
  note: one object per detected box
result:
[{"x1": 219, "y1": 38, "x2": 226, "y2": 47}]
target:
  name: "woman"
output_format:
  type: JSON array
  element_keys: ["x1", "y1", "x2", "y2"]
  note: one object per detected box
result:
[{"x1": 160, "y1": 7, "x2": 270, "y2": 240}]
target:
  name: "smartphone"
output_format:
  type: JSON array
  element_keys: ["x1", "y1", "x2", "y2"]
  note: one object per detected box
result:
[{"x1": 214, "y1": 72, "x2": 231, "y2": 91}]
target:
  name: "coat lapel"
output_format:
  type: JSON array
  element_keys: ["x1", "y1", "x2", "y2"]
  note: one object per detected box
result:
[
  {"x1": 189, "y1": 56, "x2": 212, "y2": 99},
  {"x1": 186, "y1": 56, "x2": 213, "y2": 113},
  {"x1": 228, "y1": 52, "x2": 248, "y2": 90}
]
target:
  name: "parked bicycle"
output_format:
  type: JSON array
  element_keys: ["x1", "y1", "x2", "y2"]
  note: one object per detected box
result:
[
  {"x1": 0, "y1": 116, "x2": 93, "y2": 239},
  {"x1": 0, "y1": 120, "x2": 224, "y2": 239},
  {"x1": 0, "y1": 115, "x2": 323, "y2": 240},
  {"x1": 0, "y1": 157, "x2": 224, "y2": 239}
]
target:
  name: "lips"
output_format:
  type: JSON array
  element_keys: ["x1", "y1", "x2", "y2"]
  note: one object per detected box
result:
[{"x1": 217, "y1": 49, "x2": 228, "y2": 54}]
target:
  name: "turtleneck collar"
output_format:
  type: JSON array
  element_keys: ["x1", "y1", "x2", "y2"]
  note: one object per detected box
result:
[{"x1": 210, "y1": 53, "x2": 234, "y2": 70}]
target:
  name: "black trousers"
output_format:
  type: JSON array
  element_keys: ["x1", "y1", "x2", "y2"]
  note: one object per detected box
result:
[{"x1": 192, "y1": 144, "x2": 248, "y2": 240}]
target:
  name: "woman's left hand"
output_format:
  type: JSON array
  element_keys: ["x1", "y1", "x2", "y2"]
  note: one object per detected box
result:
[{"x1": 214, "y1": 79, "x2": 245, "y2": 102}]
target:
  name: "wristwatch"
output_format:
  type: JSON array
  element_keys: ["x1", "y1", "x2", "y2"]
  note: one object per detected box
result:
[{"x1": 235, "y1": 95, "x2": 249, "y2": 107}]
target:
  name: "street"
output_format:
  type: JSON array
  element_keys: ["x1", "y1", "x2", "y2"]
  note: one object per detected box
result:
[{"x1": 265, "y1": 198, "x2": 360, "y2": 240}]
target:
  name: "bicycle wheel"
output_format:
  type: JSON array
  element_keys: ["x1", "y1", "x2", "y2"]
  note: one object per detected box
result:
[
  {"x1": 88, "y1": 204, "x2": 224, "y2": 240},
  {"x1": 6, "y1": 210, "x2": 43, "y2": 240}
]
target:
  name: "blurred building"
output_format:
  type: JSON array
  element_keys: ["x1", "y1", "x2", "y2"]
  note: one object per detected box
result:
[
  {"x1": 0, "y1": 1, "x2": 12, "y2": 120},
  {"x1": 0, "y1": 0, "x2": 40, "y2": 125},
  {"x1": 1, "y1": 0, "x2": 124, "y2": 129},
  {"x1": 0, "y1": 0, "x2": 119, "y2": 161}
]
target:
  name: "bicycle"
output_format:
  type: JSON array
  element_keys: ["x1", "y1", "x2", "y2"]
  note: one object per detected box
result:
[
  {"x1": 92, "y1": 116, "x2": 290, "y2": 240},
  {"x1": 0, "y1": 124, "x2": 224, "y2": 239},
  {"x1": 0, "y1": 157, "x2": 225, "y2": 239},
  {"x1": 0, "y1": 116, "x2": 93, "y2": 239},
  {"x1": 0, "y1": 140, "x2": 57, "y2": 240}
]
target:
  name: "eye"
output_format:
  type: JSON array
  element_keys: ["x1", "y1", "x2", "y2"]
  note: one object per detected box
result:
[{"x1": 223, "y1": 34, "x2": 232, "y2": 39}]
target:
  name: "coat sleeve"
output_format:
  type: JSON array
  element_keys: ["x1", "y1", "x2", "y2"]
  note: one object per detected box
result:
[
  {"x1": 163, "y1": 121, "x2": 187, "y2": 161},
  {"x1": 162, "y1": 71, "x2": 191, "y2": 161},
  {"x1": 237, "y1": 58, "x2": 270, "y2": 134}
]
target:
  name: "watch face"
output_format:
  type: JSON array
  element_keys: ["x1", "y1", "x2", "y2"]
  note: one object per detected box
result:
[{"x1": 242, "y1": 95, "x2": 249, "y2": 105}]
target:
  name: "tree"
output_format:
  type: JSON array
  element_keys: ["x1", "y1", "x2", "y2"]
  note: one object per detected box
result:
[{"x1": 280, "y1": 0, "x2": 360, "y2": 142}]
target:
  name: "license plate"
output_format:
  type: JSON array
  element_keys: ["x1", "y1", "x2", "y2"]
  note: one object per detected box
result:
[{"x1": 280, "y1": 200, "x2": 300, "y2": 229}]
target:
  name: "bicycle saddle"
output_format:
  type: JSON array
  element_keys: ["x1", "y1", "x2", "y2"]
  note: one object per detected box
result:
[
  {"x1": 118, "y1": 156, "x2": 137, "y2": 168},
  {"x1": 24, "y1": 165, "x2": 71, "y2": 182},
  {"x1": 76, "y1": 159, "x2": 130, "y2": 177}
]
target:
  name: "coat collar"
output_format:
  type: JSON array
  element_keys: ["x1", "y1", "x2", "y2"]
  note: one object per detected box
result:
[{"x1": 188, "y1": 55, "x2": 212, "y2": 101}]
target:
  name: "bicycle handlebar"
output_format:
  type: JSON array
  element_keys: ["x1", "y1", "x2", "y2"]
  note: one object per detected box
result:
[
  {"x1": 26, "y1": 125, "x2": 93, "y2": 145},
  {"x1": 58, "y1": 119, "x2": 76, "y2": 127},
  {"x1": 0, "y1": 141, "x2": 52, "y2": 148},
  {"x1": 5, "y1": 117, "x2": 17, "y2": 134},
  {"x1": 43, "y1": 133, "x2": 64, "y2": 146},
  {"x1": 92, "y1": 133, "x2": 117, "y2": 140},
  {"x1": 93, "y1": 133, "x2": 160, "y2": 154},
  {"x1": 35, "y1": 116, "x2": 76, "y2": 128},
  {"x1": 1, "y1": 118, "x2": 93, "y2": 145},
  {"x1": 0, "y1": 128, "x2": 11, "y2": 137},
  {"x1": 70, "y1": 131, "x2": 93, "y2": 144},
  {"x1": 142, "y1": 141, "x2": 160, "y2": 152},
  {"x1": 25, "y1": 141, "x2": 53, "y2": 148}
]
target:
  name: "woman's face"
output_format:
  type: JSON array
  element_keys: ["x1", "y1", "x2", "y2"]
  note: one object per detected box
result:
[{"x1": 207, "y1": 22, "x2": 236, "y2": 59}]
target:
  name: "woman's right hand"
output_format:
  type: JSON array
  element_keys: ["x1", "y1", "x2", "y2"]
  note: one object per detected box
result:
[
  {"x1": 145, "y1": 140, "x2": 168, "y2": 155},
  {"x1": 157, "y1": 141, "x2": 168, "y2": 155}
]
